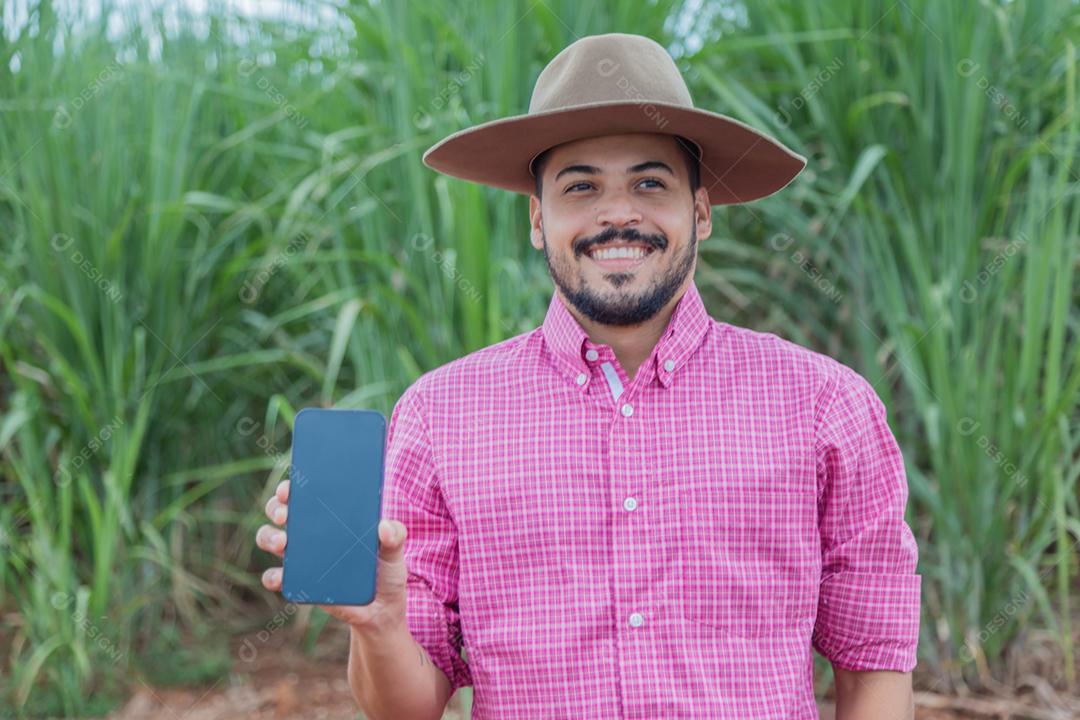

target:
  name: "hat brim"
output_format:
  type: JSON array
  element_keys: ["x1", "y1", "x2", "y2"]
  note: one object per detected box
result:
[{"x1": 421, "y1": 100, "x2": 806, "y2": 205}]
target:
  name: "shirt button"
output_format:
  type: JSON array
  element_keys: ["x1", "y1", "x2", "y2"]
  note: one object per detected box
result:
[
  {"x1": 663, "y1": 359, "x2": 675, "y2": 372},
  {"x1": 585, "y1": 349, "x2": 599, "y2": 361},
  {"x1": 621, "y1": 403, "x2": 633, "y2": 417},
  {"x1": 623, "y1": 496, "x2": 637, "y2": 511},
  {"x1": 575, "y1": 373, "x2": 587, "y2": 386},
  {"x1": 629, "y1": 612, "x2": 644, "y2": 628}
]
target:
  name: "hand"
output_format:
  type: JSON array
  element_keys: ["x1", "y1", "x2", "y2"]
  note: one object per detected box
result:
[{"x1": 256, "y1": 479, "x2": 409, "y2": 633}]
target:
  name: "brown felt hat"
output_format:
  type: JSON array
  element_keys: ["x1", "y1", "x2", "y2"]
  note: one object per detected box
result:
[{"x1": 422, "y1": 32, "x2": 806, "y2": 205}]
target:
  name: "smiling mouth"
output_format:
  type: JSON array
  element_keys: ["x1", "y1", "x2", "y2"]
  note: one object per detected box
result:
[{"x1": 585, "y1": 244, "x2": 656, "y2": 270}]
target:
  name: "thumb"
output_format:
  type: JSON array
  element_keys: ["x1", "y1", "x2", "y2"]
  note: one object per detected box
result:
[
  {"x1": 378, "y1": 518, "x2": 407, "y2": 551},
  {"x1": 375, "y1": 519, "x2": 409, "y2": 602}
]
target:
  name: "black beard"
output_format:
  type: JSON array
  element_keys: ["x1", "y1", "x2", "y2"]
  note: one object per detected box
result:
[{"x1": 543, "y1": 221, "x2": 697, "y2": 327}]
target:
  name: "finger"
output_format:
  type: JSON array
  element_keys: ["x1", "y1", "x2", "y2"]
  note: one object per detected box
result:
[
  {"x1": 374, "y1": 520, "x2": 409, "y2": 604},
  {"x1": 256, "y1": 524, "x2": 287, "y2": 557},
  {"x1": 262, "y1": 567, "x2": 282, "y2": 592},
  {"x1": 265, "y1": 496, "x2": 287, "y2": 525},
  {"x1": 276, "y1": 479, "x2": 290, "y2": 503},
  {"x1": 317, "y1": 604, "x2": 347, "y2": 623},
  {"x1": 317, "y1": 604, "x2": 367, "y2": 630},
  {"x1": 265, "y1": 495, "x2": 279, "y2": 521},
  {"x1": 378, "y1": 518, "x2": 406, "y2": 553}
]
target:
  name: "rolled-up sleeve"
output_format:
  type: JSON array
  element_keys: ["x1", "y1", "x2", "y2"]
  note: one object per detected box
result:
[
  {"x1": 811, "y1": 365, "x2": 922, "y2": 672},
  {"x1": 379, "y1": 381, "x2": 472, "y2": 691}
]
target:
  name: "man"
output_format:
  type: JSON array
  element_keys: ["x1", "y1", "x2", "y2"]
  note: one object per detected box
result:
[{"x1": 256, "y1": 32, "x2": 921, "y2": 719}]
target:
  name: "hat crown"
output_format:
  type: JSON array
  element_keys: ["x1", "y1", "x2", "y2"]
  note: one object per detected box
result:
[{"x1": 528, "y1": 33, "x2": 694, "y2": 114}]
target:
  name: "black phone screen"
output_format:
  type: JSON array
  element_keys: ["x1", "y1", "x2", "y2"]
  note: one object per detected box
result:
[{"x1": 281, "y1": 407, "x2": 386, "y2": 605}]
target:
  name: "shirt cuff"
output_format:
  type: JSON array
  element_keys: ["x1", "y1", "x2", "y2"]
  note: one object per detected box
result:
[
  {"x1": 406, "y1": 576, "x2": 473, "y2": 692},
  {"x1": 812, "y1": 571, "x2": 922, "y2": 672}
]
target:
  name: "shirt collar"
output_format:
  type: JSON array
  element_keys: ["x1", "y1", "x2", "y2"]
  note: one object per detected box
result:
[{"x1": 540, "y1": 278, "x2": 713, "y2": 390}]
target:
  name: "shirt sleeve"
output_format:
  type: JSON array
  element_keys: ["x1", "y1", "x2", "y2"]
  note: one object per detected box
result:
[
  {"x1": 811, "y1": 365, "x2": 922, "y2": 672},
  {"x1": 379, "y1": 381, "x2": 473, "y2": 692}
]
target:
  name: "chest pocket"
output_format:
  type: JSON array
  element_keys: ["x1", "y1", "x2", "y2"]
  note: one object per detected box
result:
[{"x1": 676, "y1": 469, "x2": 819, "y2": 640}]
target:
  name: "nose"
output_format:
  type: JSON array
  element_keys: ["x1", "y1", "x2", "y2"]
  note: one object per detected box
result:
[{"x1": 594, "y1": 190, "x2": 642, "y2": 229}]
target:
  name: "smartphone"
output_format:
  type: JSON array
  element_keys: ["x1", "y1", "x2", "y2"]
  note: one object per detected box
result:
[{"x1": 281, "y1": 407, "x2": 386, "y2": 605}]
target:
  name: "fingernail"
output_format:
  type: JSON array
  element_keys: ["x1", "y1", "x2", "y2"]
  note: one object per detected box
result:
[
  {"x1": 274, "y1": 508, "x2": 285, "y2": 523},
  {"x1": 379, "y1": 519, "x2": 391, "y2": 539}
]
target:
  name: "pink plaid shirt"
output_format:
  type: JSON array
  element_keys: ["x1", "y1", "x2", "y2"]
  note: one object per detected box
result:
[{"x1": 380, "y1": 279, "x2": 921, "y2": 719}]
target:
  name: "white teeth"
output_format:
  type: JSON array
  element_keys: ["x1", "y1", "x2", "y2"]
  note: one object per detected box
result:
[{"x1": 591, "y1": 246, "x2": 649, "y2": 261}]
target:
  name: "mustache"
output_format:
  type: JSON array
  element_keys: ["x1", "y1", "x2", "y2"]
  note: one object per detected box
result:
[{"x1": 576, "y1": 226, "x2": 667, "y2": 258}]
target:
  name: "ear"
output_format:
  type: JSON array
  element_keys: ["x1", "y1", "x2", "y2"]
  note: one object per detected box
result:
[
  {"x1": 529, "y1": 194, "x2": 544, "y2": 251},
  {"x1": 693, "y1": 187, "x2": 712, "y2": 242}
]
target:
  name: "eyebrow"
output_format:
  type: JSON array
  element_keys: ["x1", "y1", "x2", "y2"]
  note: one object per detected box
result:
[{"x1": 553, "y1": 160, "x2": 676, "y2": 183}]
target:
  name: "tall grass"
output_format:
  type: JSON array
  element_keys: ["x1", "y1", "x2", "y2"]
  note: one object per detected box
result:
[
  {"x1": 0, "y1": 0, "x2": 1076, "y2": 714},
  {"x1": 0, "y1": 1, "x2": 402, "y2": 713},
  {"x1": 692, "y1": 0, "x2": 1080, "y2": 691},
  {"x1": 0, "y1": 0, "x2": 673, "y2": 714}
]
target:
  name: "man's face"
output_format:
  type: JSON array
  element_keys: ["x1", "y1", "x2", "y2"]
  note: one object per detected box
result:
[{"x1": 529, "y1": 133, "x2": 711, "y2": 327}]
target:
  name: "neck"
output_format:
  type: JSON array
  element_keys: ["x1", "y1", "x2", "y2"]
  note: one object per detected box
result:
[{"x1": 559, "y1": 278, "x2": 691, "y2": 382}]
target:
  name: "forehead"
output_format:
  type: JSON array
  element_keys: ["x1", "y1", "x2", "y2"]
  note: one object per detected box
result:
[{"x1": 543, "y1": 133, "x2": 681, "y2": 169}]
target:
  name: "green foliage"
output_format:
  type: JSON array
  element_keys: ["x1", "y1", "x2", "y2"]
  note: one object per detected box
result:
[
  {"x1": 137, "y1": 624, "x2": 231, "y2": 688},
  {"x1": 0, "y1": 0, "x2": 1076, "y2": 712},
  {"x1": 692, "y1": 0, "x2": 1080, "y2": 689}
]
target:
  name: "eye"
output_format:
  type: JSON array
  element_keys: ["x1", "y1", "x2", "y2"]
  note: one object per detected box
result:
[{"x1": 565, "y1": 179, "x2": 666, "y2": 193}]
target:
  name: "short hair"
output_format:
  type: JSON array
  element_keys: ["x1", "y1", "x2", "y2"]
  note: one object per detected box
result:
[{"x1": 532, "y1": 135, "x2": 701, "y2": 199}]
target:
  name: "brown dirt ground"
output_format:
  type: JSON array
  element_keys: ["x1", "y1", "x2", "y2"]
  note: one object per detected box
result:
[{"x1": 105, "y1": 599, "x2": 1080, "y2": 720}]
